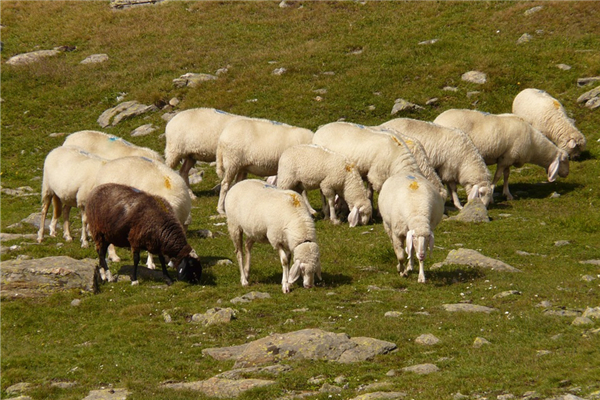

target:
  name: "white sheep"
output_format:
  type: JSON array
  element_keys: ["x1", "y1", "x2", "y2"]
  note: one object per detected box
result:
[
  {"x1": 433, "y1": 109, "x2": 569, "y2": 200},
  {"x1": 224, "y1": 179, "x2": 322, "y2": 293},
  {"x1": 86, "y1": 183, "x2": 202, "y2": 286},
  {"x1": 312, "y1": 122, "x2": 425, "y2": 196},
  {"x1": 63, "y1": 130, "x2": 164, "y2": 162},
  {"x1": 512, "y1": 88, "x2": 587, "y2": 158},
  {"x1": 37, "y1": 145, "x2": 106, "y2": 247},
  {"x1": 164, "y1": 108, "x2": 244, "y2": 187},
  {"x1": 277, "y1": 144, "x2": 372, "y2": 227},
  {"x1": 216, "y1": 117, "x2": 314, "y2": 215},
  {"x1": 88, "y1": 156, "x2": 192, "y2": 267},
  {"x1": 378, "y1": 173, "x2": 445, "y2": 283},
  {"x1": 380, "y1": 118, "x2": 493, "y2": 209}
]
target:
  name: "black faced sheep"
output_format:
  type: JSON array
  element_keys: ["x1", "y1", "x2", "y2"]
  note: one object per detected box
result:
[{"x1": 85, "y1": 183, "x2": 201, "y2": 286}]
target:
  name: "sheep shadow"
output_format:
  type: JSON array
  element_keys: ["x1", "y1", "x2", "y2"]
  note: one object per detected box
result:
[
  {"x1": 262, "y1": 271, "x2": 353, "y2": 289},
  {"x1": 500, "y1": 181, "x2": 582, "y2": 200},
  {"x1": 425, "y1": 267, "x2": 487, "y2": 287},
  {"x1": 117, "y1": 262, "x2": 217, "y2": 286}
]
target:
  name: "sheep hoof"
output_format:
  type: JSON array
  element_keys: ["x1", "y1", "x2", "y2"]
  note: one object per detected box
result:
[
  {"x1": 64, "y1": 236, "x2": 73, "y2": 242},
  {"x1": 131, "y1": 280, "x2": 139, "y2": 286},
  {"x1": 81, "y1": 242, "x2": 89, "y2": 249}
]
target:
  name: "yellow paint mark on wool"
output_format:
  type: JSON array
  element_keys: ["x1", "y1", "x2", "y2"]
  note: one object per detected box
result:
[
  {"x1": 345, "y1": 163, "x2": 355, "y2": 172},
  {"x1": 409, "y1": 181, "x2": 420, "y2": 190},
  {"x1": 164, "y1": 176, "x2": 172, "y2": 190},
  {"x1": 289, "y1": 193, "x2": 302, "y2": 208},
  {"x1": 390, "y1": 135, "x2": 403, "y2": 147},
  {"x1": 553, "y1": 100, "x2": 561, "y2": 109}
]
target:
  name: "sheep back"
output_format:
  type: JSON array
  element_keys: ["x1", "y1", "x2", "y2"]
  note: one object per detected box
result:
[
  {"x1": 164, "y1": 108, "x2": 243, "y2": 168},
  {"x1": 63, "y1": 130, "x2": 163, "y2": 162},
  {"x1": 92, "y1": 156, "x2": 192, "y2": 226},
  {"x1": 512, "y1": 88, "x2": 586, "y2": 158}
]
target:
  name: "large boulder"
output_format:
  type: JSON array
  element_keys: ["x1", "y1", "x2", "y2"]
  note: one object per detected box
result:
[{"x1": 1, "y1": 256, "x2": 98, "y2": 299}]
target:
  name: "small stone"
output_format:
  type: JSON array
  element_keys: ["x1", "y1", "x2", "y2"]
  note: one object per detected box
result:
[
  {"x1": 391, "y1": 98, "x2": 424, "y2": 115},
  {"x1": 517, "y1": 33, "x2": 533, "y2": 44},
  {"x1": 169, "y1": 97, "x2": 180, "y2": 107},
  {"x1": 554, "y1": 240, "x2": 570, "y2": 247},
  {"x1": 443, "y1": 86, "x2": 459, "y2": 92},
  {"x1": 173, "y1": 72, "x2": 217, "y2": 88},
  {"x1": 497, "y1": 395, "x2": 515, "y2": 400},
  {"x1": 191, "y1": 307, "x2": 236, "y2": 325},
  {"x1": 536, "y1": 350, "x2": 552, "y2": 357},
  {"x1": 581, "y1": 275, "x2": 595, "y2": 282},
  {"x1": 6, "y1": 382, "x2": 32, "y2": 394},
  {"x1": 80, "y1": 54, "x2": 109, "y2": 64},
  {"x1": 334, "y1": 375, "x2": 347, "y2": 384},
  {"x1": 308, "y1": 375, "x2": 326, "y2": 385},
  {"x1": 425, "y1": 97, "x2": 439, "y2": 106},
  {"x1": 580, "y1": 259, "x2": 600, "y2": 266},
  {"x1": 493, "y1": 290, "x2": 521, "y2": 299},
  {"x1": 272, "y1": 67, "x2": 287, "y2": 75},
  {"x1": 415, "y1": 333, "x2": 440, "y2": 345},
  {"x1": 461, "y1": 71, "x2": 487, "y2": 84},
  {"x1": 572, "y1": 317, "x2": 593, "y2": 326},
  {"x1": 402, "y1": 363, "x2": 439, "y2": 374},
  {"x1": 384, "y1": 311, "x2": 403, "y2": 318},
  {"x1": 556, "y1": 64, "x2": 572, "y2": 70},
  {"x1": 51, "y1": 381, "x2": 78, "y2": 389},
  {"x1": 577, "y1": 76, "x2": 600, "y2": 87},
  {"x1": 443, "y1": 303, "x2": 497, "y2": 313},
  {"x1": 71, "y1": 299, "x2": 81, "y2": 307},
  {"x1": 418, "y1": 38, "x2": 439, "y2": 45},
  {"x1": 583, "y1": 306, "x2": 600, "y2": 319},
  {"x1": 473, "y1": 337, "x2": 490, "y2": 348},
  {"x1": 523, "y1": 391, "x2": 541, "y2": 399},
  {"x1": 162, "y1": 310, "x2": 172, "y2": 323},
  {"x1": 549, "y1": 191, "x2": 561, "y2": 198},
  {"x1": 320, "y1": 383, "x2": 342, "y2": 393},
  {"x1": 524, "y1": 6, "x2": 543, "y2": 15},
  {"x1": 585, "y1": 97, "x2": 600, "y2": 110},
  {"x1": 130, "y1": 124, "x2": 156, "y2": 137},
  {"x1": 536, "y1": 300, "x2": 552, "y2": 308}
]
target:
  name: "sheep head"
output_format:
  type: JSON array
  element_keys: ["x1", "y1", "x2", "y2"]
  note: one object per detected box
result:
[
  {"x1": 174, "y1": 246, "x2": 202, "y2": 284},
  {"x1": 406, "y1": 229, "x2": 434, "y2": 262},
  {"x1": 548, "y1": 150, "x2": 570, "y2": 182},
  {"x1": 348, "y1": 200, "x2": 373, "y2": 227},
  {"x1": 289, "y1": 241, "x2": 321, "y2": 289},
  {"x1": 467, "y1": 183, "x2": 493, "y2": 207}
]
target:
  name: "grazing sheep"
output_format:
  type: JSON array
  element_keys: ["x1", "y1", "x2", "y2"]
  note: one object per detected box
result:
[
  {"x1": 89, "y1": 156, "x2": 192, "y2": 268},
  {"x1": 277, "y1": 144, "x2": 372, "y2": 227},
  {"x1": 433, "y1": 109, "x2": 569, "y2": 200},
  {"x1": 37, "y1": 145, "x2": 106, "y2": 247},
  {"x1": 312, "y1": 122, "x2": 425, "y2": 197},
  {"x1": 86, "y1": 183, "x2": 202, "y2": 286},
  {"x1": 378, "y1": 173, "x2": 445, "y2": 283},
  {"x1": 164, "y1": 108, "x2": 245, "y2": 187},
  {"x1": 512, "y1": 88, "x2": 587, "y2": 158},
  {"x1": 224, "y1": 179, "x2": 321, "y2": 293},
  {"x1": 380, "y1": 118, "x2": 493, "y2": 209},
  {"x1": 216, "y1": 117, "x2": 314, "y2": 215},
  {"x1": 63, "y1": 130, "x2": 164, "y2": 162}
]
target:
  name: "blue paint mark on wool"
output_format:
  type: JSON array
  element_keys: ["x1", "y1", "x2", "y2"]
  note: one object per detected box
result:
[{"x1": 407, "y1": 175, "x2": 416, "y2": 180}]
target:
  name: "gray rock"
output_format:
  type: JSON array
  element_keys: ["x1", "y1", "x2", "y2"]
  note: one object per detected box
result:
[
  {"x1": 390, "y1": 98, "x2": 424, "y2": 115},
  {"x1": 6, "y1": 382, "x2": 32, "y2": 395},
  {"x1": 415, "y1": 333, "x2": 440, "y2": 345},
  {"x1": 173, "y1": 72, "x2": 217, "y2": 88},
  {"x1": 571, "y1": 316, "x2": 593, "y2": 326},
  {"x1": 443, "y1": 86, "x2": 459, "y2": 92},
  {"x1": 384, "y1": 311, "x2": 403, "y2": 318},
  {"x1": 97, "y1": 101, "x2": 157, "y2": 128},
  {"x1": 191, "y1": 307, "x2": 237, "y2": 326},
  {"x1": 473, "y1": 337, "x2": 491, "y2": 348},
  {"x1": 554, "y1": 240, "x2": 570, "y2": 247},
  {"x1": 6, "y1": 49, "x2": 61, "y2": 66},
  {"x1": 581, "y1": 275, "x2": 596, "y2": 282},
  {"x1": 203, "y1": 329, "x2": 396, "y2": 368},
  {"x1": 215, "y1": 364, "x2": 292, "y2": 379},
  {"x1": 82, "y1": 388, "x2": 131, "y2": 400},
  {"x1": 230, "y1": 291, "x2": 271, "y2": 304},
  {"x1": 1, "y1": 186, "x2": 38, "y2": 197},
  {"x1": 577, "y1": 86, "x2": 600, "y2": 104},
  {"x1": 580, "y1": 259, "x2": 600, "y2": 266},
  {"x1": 577, "y1": 76, "x2": 600, "y2": 87},
  {"x1": 517, "y1": 33, "x2": 533, "y2": 44},
  {"x1": 188, "y1": 168, "x2": 205, "y2": 185},
  {"x1": 130, "y1": 124, "x2": 156, "y2": 137},
  {"x1": 418, "y1": 39, "x2": 439, "y2": 45},
  {"x1": 0, "y1": 233, "x2": 38, "y2": 242},
  {"x1": 161, "y1": 377, "x2": 275, "y2": 398},
  {"x1": 401, "y1": 363, "x2": 439, "y2": 374},
  {"x1": 544, "y1": 309, "x2": 582, "y2": 317},
  {"x1": 493, "y1": 290, "x2": 521, "y2": 299},
  {"x1": 80, "y1": 54, "x2": 109, "y2": 64},
  {"x1": 320, "y1": 383, "x2": 343, "y2": 393},
  {"x1": 442, "y1": 303, "x2": 497, "y2": 313},
  {"x1": 272, "y1": 67, "x2": 287, "y2": 75},
  {"x1": 556, "y1": 64, "x2": 572, "y2": 70},
  {"x1": 446, "y1": 198, "x2": 489, "y2": 222},
  {"x1": 71, "y1": 299, "x2": 81, "y2": 307},
  {"x1": 349, "y1": 392, "x2": 407, "y2": 400},
  {"x1": 584, "y1": 97, "x2": 600, "y2": 110},
  {"x1": 431, "y1": 248, "x2": 521, "y2": 272},
  {"x1": 461, "y1": 71, "x2": 487, "y2": 84},
  {"x1": 110, "y1": 0, "x2": 165, "y2": 9},
  {"x1": 1, "y1": 256, "x2": 98, "y2": 299},
  {"x1": 583, "y1": 306, "x2": 600, "y2": 319},
  {"x1": 50, "y1": 381, "x2": 77, "y2": 389},
  {"x1": 524, "y1": 6, "x2": 543, "y2": 15}
]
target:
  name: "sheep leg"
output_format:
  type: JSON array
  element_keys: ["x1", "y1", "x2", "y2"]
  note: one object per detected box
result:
[
  {"x1": 448, "y1": 182, "x2": 463, "y2": 210},
  {"x1": 242, "y1": 239, "x2": 254, "y2": 285},
  {"x1": 217, "y1": 168, "x2": 238, "y2": 215},
  {"x1": 278, "y1": 247, "x2": 291, "y2": 293},
  {"x1": 417, "y1": 259, "x2": 426, "y2": 283},
  {"x1": 37, "y1": 197, "x2": 51, "y2": 243},
  {"x1": 62, "y1": 204, "x2": 73, "y2": 242},
  {"x1": 502, "y1": 168, "x2": 513, "y2": 200},
  {"x1": 97, "y1": 243, "x2": 112, "y2": 283},
  {"x1": 157, "y1": 254, "x2": 173, "y2": 286},
  {"x1": 80, "y1": 208, "x2": 89, "y2": 248},
  {"x1": 321, "y1": 188, "x2": 340, "y2": 224},
  {"x1": 49, "y1": 196, "x2": 62, "y2": 237},
  {"x1": 231, "y1": 228, "x2": 249, "y2": 286},
  {"x1": 146, "y1": 253, "x2": 156, "y2": 270},
  {"x1": 391, "y1": 233, "x2": 408, "y2": 276},
  {"x1": 107, "y1": 244, "x2": 121, "y2": 262},
  {"x1": 131, "y1": 250, "x2": 141, "y2": 286},
  {"x1": 302, "y1": 190, "x2": 318, "y2": 216},
  {"x1": 179, "y1": 157, "x2": 196, "y2": 187}
]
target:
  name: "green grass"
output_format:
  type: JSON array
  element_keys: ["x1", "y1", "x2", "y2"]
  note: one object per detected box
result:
[{"x1": 2, "y1": 1, "x2": 600, "y2": 399}]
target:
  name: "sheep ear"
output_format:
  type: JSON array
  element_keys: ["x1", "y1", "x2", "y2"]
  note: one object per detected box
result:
[
  {"x1": 405, "y1": 230, "x2": 414, "y2": 259},
  {"x1": 548, "y1": 156, "x2": 560, "y2": 182},
  {"x1": 567, "y1": 139, "x2": 577, "y2": 149},
  {"x1": 348, "y1": 206, "x2": 359, "y2": 228},
  {"x1": 468, "y1": 185, "x2": 480, "y2": 200},
  {"x1": 288, "y1": 260, "x2": 302, "y2": 284}
]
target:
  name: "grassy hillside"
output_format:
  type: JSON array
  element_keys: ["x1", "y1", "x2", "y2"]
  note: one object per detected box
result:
[{"x1": 1, "y1": 2, "x2": 599, "y2": 400}]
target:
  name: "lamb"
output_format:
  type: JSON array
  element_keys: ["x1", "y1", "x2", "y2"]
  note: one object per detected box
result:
[
  {"x1": 378, "y1": 173, "x2": 445, "y2": 283},
  {"x1": 224, "y1": 179, "x2": 321, "y2": 293},
  {"x1": 216, "y1": 117, "x2": 314, "y2": 215},
  {"x1": 277, "y1": 144, "x2": 372, "y2": 227},
  {"x1": 433, "y1": 109, "x2": 569, "y2": 200},
  {"x1": 164, "y1": 108, "x2": 244, "y2": 187},
  {"x1": 89, "y1": 156, "x2": 193, "y2": 267},
  {"x1": 85, "y1": 183, "x2": 202, "y2": 286},
  {"x1": 312, "y1": 122, "x2": 427, "y2": 196},
  {"x1": 512, "y1": 88, "x2": 587, "y2": 159},
  {"x1": 63, "y1": 130, "x2": 164, "y2": 162},
  {"x1": 380, "y1": 118, "x2": 493, "y2": 209},
  {"x1": 37, "y1": 145, "x2": 107, "y2": 247}
]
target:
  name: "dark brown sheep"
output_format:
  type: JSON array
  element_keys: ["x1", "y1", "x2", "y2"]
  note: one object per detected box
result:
[{"x1": 86, "y1": 183, "x2": 201, "y2": 285}]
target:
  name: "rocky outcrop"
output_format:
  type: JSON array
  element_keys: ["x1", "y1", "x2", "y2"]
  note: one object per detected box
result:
[
  {"x1": 97, "y1": 101, "x2": 157, "y2": 128},
  {"x1": 1, "y1": 256, "x2": 98, "y2": 299},
  {"x1": 431, "y1": 248, "x2": 521, "y2": 272}
]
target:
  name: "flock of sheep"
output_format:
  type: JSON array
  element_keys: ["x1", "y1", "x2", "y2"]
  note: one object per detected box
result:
[{"x1": 37, "y1": 87, "x2": 587, "y2": 292}]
